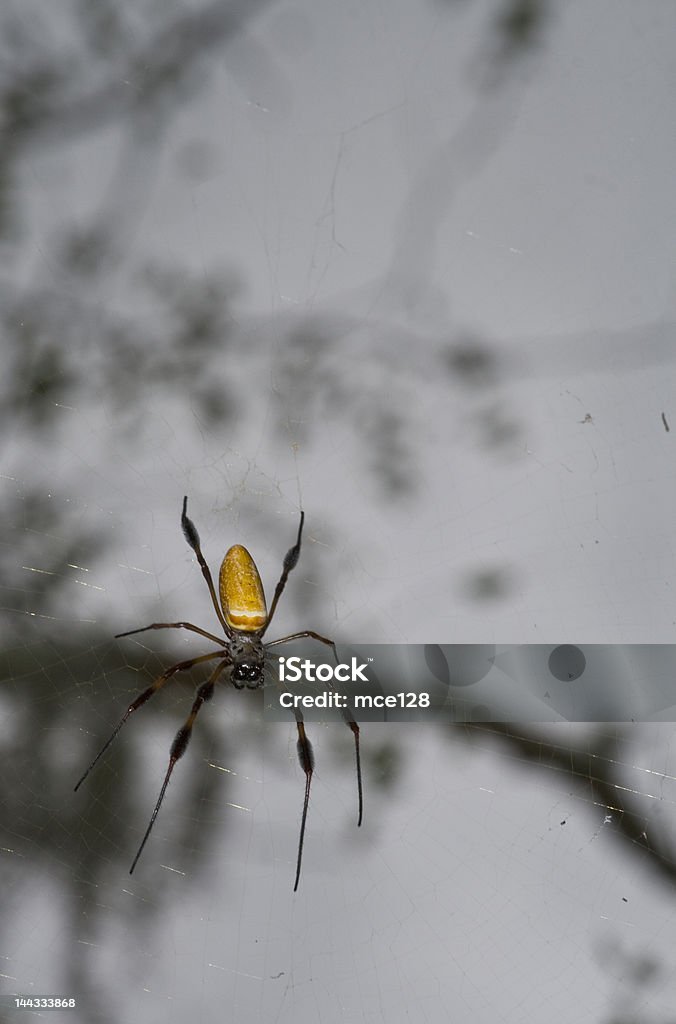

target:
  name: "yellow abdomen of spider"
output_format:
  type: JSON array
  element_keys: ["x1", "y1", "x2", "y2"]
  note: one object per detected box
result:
[{"x1": 219, "y1": 544, "x2": 268, "y2": 633}]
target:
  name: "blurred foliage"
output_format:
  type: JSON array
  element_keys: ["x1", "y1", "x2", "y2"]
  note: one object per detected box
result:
[
  {"x1": 0, "y1": 0, "x2": 547, "y2": 982},
  {"x1": 0, "y1": 0, "x2": 547, "y2": 628},
  {"x1": 497, "y1": 0, "x2": 546, "y2": 52},
  {"x1": 2, "y1": 11, "x2": 675, "y2": 1021}
]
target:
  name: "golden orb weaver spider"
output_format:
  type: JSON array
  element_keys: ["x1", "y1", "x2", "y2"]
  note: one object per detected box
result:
[{"x1": 75, "y1": 497, "x2": 363, "y2": 890}]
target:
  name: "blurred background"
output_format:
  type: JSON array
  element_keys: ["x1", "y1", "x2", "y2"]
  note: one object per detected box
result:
[{"x1": 2, "y1": 1, "x2": 676, "y2": 1021}]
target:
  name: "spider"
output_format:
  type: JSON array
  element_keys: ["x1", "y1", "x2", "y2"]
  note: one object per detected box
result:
[{"x1": 75, "y1": 496, "x2": 362, "y2": 890}]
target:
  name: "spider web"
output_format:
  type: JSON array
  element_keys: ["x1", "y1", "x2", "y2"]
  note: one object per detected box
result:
[{"x1": 2, "y1": 1, "x2": 676, "y2": 1023}]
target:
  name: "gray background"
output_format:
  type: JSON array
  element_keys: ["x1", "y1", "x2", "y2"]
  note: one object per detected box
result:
[{"x1": 2, "y1": 1, "x2": 675, "y2": 1022}]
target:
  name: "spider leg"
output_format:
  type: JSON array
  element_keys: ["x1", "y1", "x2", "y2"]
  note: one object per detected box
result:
[
  {"x1": 293, "y1": 710, "x2": 315, "y2": 892},
  {"x1": 115, "y1": 621, "x2": 224, "y2": 645},
  {"x1": 181, "y1": 496, "x2": 231, "y2": 635},
  {"x1": 74, "y1": 650, "x2": 227, "y2": 792},
  {"x1": 262, "y1": 511, "x2": 305, "y2": 632},
  {"x1": 265, "y1": 629, "x2": 337, "y2": 661},
  {"x1": 345, "y1": 717, "x2": 363, "y2": 828},
  {"x1": 268, "y1": 630, "x2": 363, "y2": 829},
  {"x1": 129, "y1": 658, "x2": 230, "y2": 874}
]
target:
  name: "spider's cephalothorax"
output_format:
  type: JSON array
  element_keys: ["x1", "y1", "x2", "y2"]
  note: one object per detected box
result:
[
  {"x1": 229, "y1": 637, "x2": 265, "y2": 688},
  {"x1": 74, "y1": 496, "x2": 363, "y2": 891}
]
